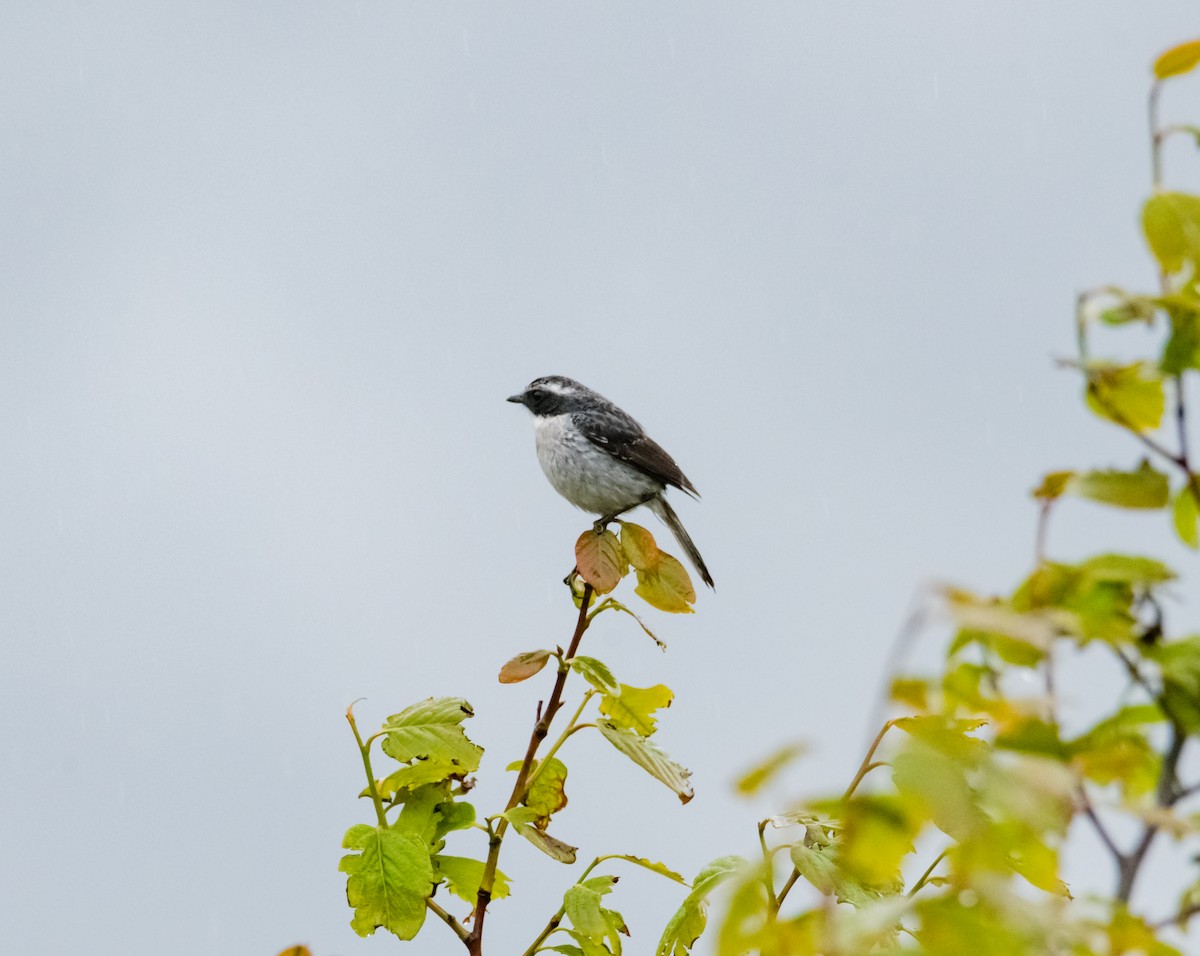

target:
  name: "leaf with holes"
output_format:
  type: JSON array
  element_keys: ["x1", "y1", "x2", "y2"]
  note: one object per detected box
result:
[{"x1": 381, "y1": 698, "x2": 483, "y2": 773}]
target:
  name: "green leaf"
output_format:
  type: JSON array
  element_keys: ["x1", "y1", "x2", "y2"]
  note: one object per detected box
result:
[
  {"x1": 499, "y1": 649, "x2": 554, "y2": 684},
  {"x1": 564, "y1": 876, "x2": 626, "y2": 952},
  {"x1": 504, "y1": 806, "x2": 578, "y2": 863},
  {"x1": 1098, "y1": 295, "x2": 1158, "y2": 326},
  {"x1": 571, "y1": 656, "x2": 620, "y2": 696},
  {"x1": 823, "y1": 792, "x2": 922, "y2": 887},
  {"x1": 893, "y1": 715, "x2": 988, "y2": 763},
  {"x1": 994, "y1": 718, "x2": 1068, "y2": 760},
  {"x1": 599, "y1": 683, "x2": 674, "y2": 736},
  {"x1": 656, "y1": 856, "x2": 745, "y2": 956},
  {"x1": 1068, "y1": 706, "x2": 1163, "y2": 798},
  {"x1": 634, "y1": 552, "x2": 696, "y2": 613},
  {"x1": 381, "y1": 698, "x2": 484, "y2": 773},
  {"x1": 1084, "y1": 363, "x2": 1165, "y2": 432},
  {"x1": 434, "y1": 855, "x2": 509, "y2": 904},
  {"x1": 507, "y1": 756, "x2": 569, "y2": 829},
  {"x1": 1161, "y1": 296, "x2": 1200, "y2": 373},
  {"x1": 1174, "y1": 483, "x2": 1200, "y2": 548},
  {"x1": 1146, "y1": 636, "x2": 1200, "y2": 732},
  {"x1": 1067, "y1": 460, "x2": 1169, "y2": 509},
  {"x1": 892, "y1": 745, "x2": 985, "y2": 841},
  {"x1": 377, "y1": 756, "x2": 465, "y2": 800},
  {"x1": 338, "y1": 826, "x2": 435, "y2": 940},
  {"x1": 789, "y1": 842, "x2": 880, "y2": 907},
  {"x1": 1076, "y1": 553, "x2": 1176, "y2": 586},
  {"x1": 597, "y1": 720, "x2": 694, "y2": 803},
  {"x1": 1143, "y1": 191, "x2": 1200, "y2": 275},
  {"x1": 575, "y1": 529, "x2": 628, "y2": 594},
  {"x1": 1155, "y1": 38, "x2": 1200, "y2": 79}
]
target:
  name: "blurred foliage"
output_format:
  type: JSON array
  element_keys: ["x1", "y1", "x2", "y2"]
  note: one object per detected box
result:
[{"x1": 689, "y1": 37, "x2": 1200, "y2": 956}]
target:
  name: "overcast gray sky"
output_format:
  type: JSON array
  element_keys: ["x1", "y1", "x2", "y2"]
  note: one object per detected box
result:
[{"x1": 4, "y1": 4, "x2": 1200, "y2": 954}]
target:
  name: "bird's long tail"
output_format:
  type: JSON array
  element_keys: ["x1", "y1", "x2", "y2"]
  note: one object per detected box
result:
[{"x1": 647, "y1": 496, "x2": 715, "y2": 589}]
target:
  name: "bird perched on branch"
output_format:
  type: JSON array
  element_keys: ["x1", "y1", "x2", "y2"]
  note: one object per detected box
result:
[{"x1": 507, "y1": 375, "x2": 714, "y2": 588}]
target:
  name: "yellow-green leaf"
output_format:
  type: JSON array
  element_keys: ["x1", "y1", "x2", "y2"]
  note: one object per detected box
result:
[
  {"x1": 339, "y1": 826, "x2": 435, "y2": 939},
  {"x1": 1143, "y1": 192, "x2": 1200, "y2": 274},
  {"x1": 598, "y1": 720, "x2": 694, "y2": 803},
  {"x1": 734, "y1": 742, "x2": 807, "y2": 796},
  {"x1": 656, "y1": 857, "x2": 745, "y2": 956},
  {"x1": 1174, "y1": 483, "x2": 1200, "y2": 548},
  {"x1": 1154, "y1": 38, "x2": 1200, "y2": 80},
  {"x1": 507, "y1": 756, "x2": 569, "y2": 829},
  {"x1": 600, "y1": 682, "x2": 674, "y2": 736},
  {"x1": 570, "y1": 655, "x2": 620, "y2": 696},
  {"x1": 605, "y1": 855, "x2": 686, "y2": 884},
  {"x1": 1067, "y1": 460, "x2": 1169, "y2": 509},
  {"x1": 635, "y1": 552, "x2": 696, "y2": 613},
  {"x1": 1031, "y1": 470, "x2": 1075, "y2": 501},
  {"x1": 1084, "y1": 362, "x2": 1165, "y2": 432},
  {"x1": 575, "y1": 529, "x2": 627, "y2": 594},
  {"x1": 434, "y1": 855, "x2": 510, "y2": 904},
  {"x1": 619, "y1": 520, "x2": 661, "y2": 570},
  {"x1": 381, "y1": 698, "x2": 484, "y2": 773}
]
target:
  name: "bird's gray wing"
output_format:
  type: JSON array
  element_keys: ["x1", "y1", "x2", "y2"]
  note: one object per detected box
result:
[{"x1": 575, "y1": 411, "x2": 700, "y2": 498}]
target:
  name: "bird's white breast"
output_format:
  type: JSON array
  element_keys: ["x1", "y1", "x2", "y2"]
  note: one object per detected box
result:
[{"x1": 533, "y1": 414, "x2": 661, "y2": 515}]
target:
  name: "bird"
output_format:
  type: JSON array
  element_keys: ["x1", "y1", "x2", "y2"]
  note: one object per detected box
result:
[{"x1": 507, "y1": 375, "x2": 714, "y2": 588}]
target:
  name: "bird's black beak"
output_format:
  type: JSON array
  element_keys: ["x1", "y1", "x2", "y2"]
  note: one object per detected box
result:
[{"x1": 506, "y1": 393, "x2": 526, "y2": 405}]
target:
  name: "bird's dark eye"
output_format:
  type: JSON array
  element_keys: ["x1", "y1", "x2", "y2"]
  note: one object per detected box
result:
[{"x1": 529, "y1": 389, "x2": 546, "y2": 401}]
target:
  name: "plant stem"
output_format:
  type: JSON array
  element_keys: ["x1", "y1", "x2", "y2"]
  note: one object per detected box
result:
[
  {"x1": 759, "y1": 821, "x2": 779, "y2": 918},
  {"x1": 346, "y1": 705, "x2": 388, "y2": 829},
  {"x1": 1116, "y1": 722, "x2": 1187, "y2": 903},
  {"x1": 842, "y1": 720, "x2": 895, "y2": 802},
  {"x1": 906, "y1": 849, "x2": 948, "y2": 898},
  {"x1": 524, "y1": 690, "x2": 596, "y2": 792},
  {"x1": 427, "y1": 897, "x2": 471, "y2": 944},
  {"x1": 468, "y1": 583, "x2": 595, "y2": 955}
]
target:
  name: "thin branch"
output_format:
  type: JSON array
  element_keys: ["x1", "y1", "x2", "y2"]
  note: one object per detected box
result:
[
  {"x1": 759, "y1": 821, "x2": 779, "y2": 917},
  {"x1": 1078, "y1": 787, "x2": 1124, "y2": 864},
  {"x1": 775, "y1": 868, "x2": 802, "y2": 910},
  {"x1": 468, "y1": 583, "x2": 595, "y2": 955},
  {"x1": 1153, "y1": 901, "x2": 1200, "y2": 931},
  {"x1": 427, "y1": 897, "x2": 471, "y2": 944},
  {"x1": 1116, "y1": 723, "x2": 1187, "y2": 904},
  {"x1": 906, "y1": 849, "x2": 949, "y2": 898},
  {"x1": 843, "y1": 723, "x2": 895, "y2": 802}
]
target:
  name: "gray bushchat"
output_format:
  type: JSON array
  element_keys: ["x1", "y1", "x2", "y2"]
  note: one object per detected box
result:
[{"x1": 507, "y1": 375, "x2": 714, "y2": 588}]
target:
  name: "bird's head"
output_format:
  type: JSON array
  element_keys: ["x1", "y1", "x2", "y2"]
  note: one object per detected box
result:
[{"x1": 506, "y1": 376, "x2": 588, "y2": 416}]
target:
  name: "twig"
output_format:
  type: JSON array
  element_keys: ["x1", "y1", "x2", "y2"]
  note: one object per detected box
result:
[
  {"x1": 468, "y1": 583, "x2": 595, "y2": 955},
  {"x1": 906, "y1": 849, "x2": 948, "y2": 898},
  {"x1": 427, "y1": 898, "x2": 471, "y2": 944},
  {"x1": 1078, "y1": 788, "x2": 1123, "y2": 863},
  {"x1": 1116, "y1": 723, "x2": 1187, "y2": 903},
  {"x1": 843, "y1": 722, "x2": 895, "y2": 802}
]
